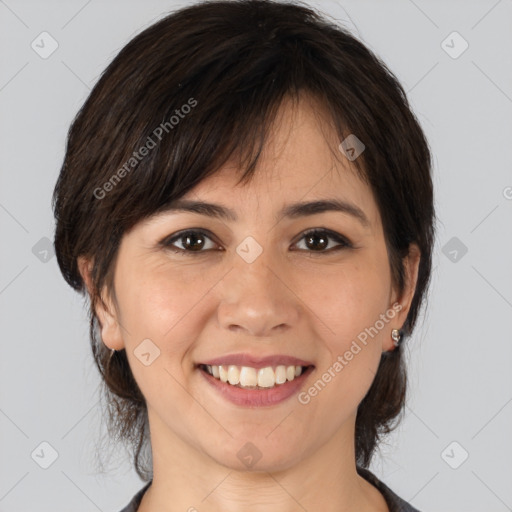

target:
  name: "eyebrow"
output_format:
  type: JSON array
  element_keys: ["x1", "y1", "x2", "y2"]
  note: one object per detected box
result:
[{"x1": 160, "y1": 198, "x2": 370, "y2": 228}]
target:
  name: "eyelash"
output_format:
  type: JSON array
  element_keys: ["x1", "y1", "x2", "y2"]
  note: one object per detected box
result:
[{"x1": 161, "y1": 228, "x2": 353, "y2": 255}]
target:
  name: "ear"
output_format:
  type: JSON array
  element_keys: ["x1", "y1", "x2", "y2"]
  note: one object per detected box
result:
[
  {"x1": 77, "y1": 256, "x2": 124, "y2": 351},
  {"x1": 383, "y1": 243, "x2": 421, "y2": 352}
]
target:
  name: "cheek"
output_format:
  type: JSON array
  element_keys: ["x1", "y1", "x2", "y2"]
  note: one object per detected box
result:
[
  {"x1": 300, "y1": 263, "x2": 389, "y2": 417},
  {"x1": 304, "y1": 259, "x2": 390, "y2": 345},
  {"x1": 113, "y1": 266, "x2": 202, "y2": 409},
  {"x1": 114, "y1": 258, "x2": 217, "y2": 356}
]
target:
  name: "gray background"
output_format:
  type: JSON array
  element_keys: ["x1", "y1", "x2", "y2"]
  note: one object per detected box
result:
[{"x1": 1, "y1": 0, "x2": 511, "y2": 511}]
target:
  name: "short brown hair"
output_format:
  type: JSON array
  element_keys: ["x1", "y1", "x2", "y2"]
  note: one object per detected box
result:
[{"x1": 52, "y1": 0, "x2": 436, "y2": 480}]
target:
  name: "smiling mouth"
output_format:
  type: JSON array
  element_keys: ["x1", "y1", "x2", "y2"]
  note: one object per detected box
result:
[{"x1": 197, "y1": 363, "x2": 314, "y2": 390}]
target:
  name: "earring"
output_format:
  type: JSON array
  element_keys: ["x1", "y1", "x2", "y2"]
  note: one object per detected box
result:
[{"x1": 391, "y1": 329, "x2": 402, "y2": 347}]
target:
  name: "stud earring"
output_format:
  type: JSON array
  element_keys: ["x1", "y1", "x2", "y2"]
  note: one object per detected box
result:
[{"x1": 391, "y1": 328, "x2": 402, "y2": 347}]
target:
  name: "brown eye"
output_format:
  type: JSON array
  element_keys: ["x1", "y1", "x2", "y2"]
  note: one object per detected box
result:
[
  {"x1": 160, "y1": 228, "x2": 352, "y2": 256},
  {"x1": 162, "y1": 229, "x2": 219, "y2": 254},
  {"x1": 293, "y1": 229, "x2": 352, "y2": 253}
]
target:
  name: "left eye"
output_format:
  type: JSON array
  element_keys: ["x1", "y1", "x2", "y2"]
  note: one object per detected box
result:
[
  {"x1": 161, "y1": 228, "x2": 352, "y2": 255},
  {"x1": 293, "y1": 229, "x2": 352, "y2": 252}
]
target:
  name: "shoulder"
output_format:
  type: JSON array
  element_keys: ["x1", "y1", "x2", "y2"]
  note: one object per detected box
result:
[
  {"x1": 118, "y1": 481, "x2": 152, "y2": 512},
  {"x1": 356, "y1": 466, "x2": 421, "y2": 512}
]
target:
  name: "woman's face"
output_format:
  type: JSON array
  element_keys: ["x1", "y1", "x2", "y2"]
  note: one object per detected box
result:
[{"x1": 85, "y1": 96, "x2": 419, "y2": 472}]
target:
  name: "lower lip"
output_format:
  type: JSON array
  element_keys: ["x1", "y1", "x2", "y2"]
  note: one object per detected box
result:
[{"x1": 198, "y1": 366, "x2": 314, "y2": 407}]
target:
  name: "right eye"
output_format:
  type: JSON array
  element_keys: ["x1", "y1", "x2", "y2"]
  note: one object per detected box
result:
[{"x1": 161, "y1": 229, "x2": 221, "y2": 254}]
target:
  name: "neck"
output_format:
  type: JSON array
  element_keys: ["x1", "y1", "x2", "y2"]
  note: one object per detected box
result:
[{"x1": 137, "y1": 409, "x2": 388, "y2": 512}]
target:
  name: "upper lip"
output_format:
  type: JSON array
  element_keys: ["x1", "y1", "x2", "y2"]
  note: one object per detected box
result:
[{"x1": 199, "y1": 354, "x2": 314, "y2": 369}]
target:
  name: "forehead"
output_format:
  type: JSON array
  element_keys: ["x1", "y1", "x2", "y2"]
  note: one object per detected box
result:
[{"x1": 177, "y1": 96, "x2": 380, "y2": 230}]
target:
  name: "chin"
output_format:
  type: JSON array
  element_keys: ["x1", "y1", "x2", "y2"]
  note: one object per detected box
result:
[{"x1": 206, "y1": 435, "x2": 305, "y2": 474}]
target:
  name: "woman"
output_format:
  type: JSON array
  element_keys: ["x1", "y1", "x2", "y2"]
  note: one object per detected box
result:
[{"x1": 52, "y1": 1, "x2": 435, "y2": 510}]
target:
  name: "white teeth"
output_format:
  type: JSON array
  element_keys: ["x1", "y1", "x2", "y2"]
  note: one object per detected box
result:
[
  {"x1": 219, "y1": 365, "x2": 228, "y2": 383},
  {"x1": 257, "y1": 367, "x2": 275, "y2": 388},
  {"x1": 204, "y1": 364, "x2": 306, "y2": 389},
  {"x1": 240, "y1": 366, "x2": 258, "y2": 387},
  {"x1": 275, "y1": 365, "x2": 287, "y2": 384},
  {"x1": 227, "y1": 365, "x2": 240, "y2": 385}
]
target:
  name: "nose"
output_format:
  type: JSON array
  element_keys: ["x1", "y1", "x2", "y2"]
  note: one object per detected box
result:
[{"x1": 216, "y1": 252, "x2": 301, "y2": 338}]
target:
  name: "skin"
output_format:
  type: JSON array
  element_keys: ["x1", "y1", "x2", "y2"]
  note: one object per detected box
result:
[{"x1": 79, "y1": 94, "x2": 420, "y2": 512}]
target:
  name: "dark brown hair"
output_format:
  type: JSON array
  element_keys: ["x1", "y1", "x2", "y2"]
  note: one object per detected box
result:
[{"x1": 52, "y1": 0, "x2": 435, "y2": 480}]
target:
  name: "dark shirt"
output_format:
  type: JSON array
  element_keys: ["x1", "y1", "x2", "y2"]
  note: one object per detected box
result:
[{"x1": 119, "y1": 466, "x2": 420, "y2": 512}]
